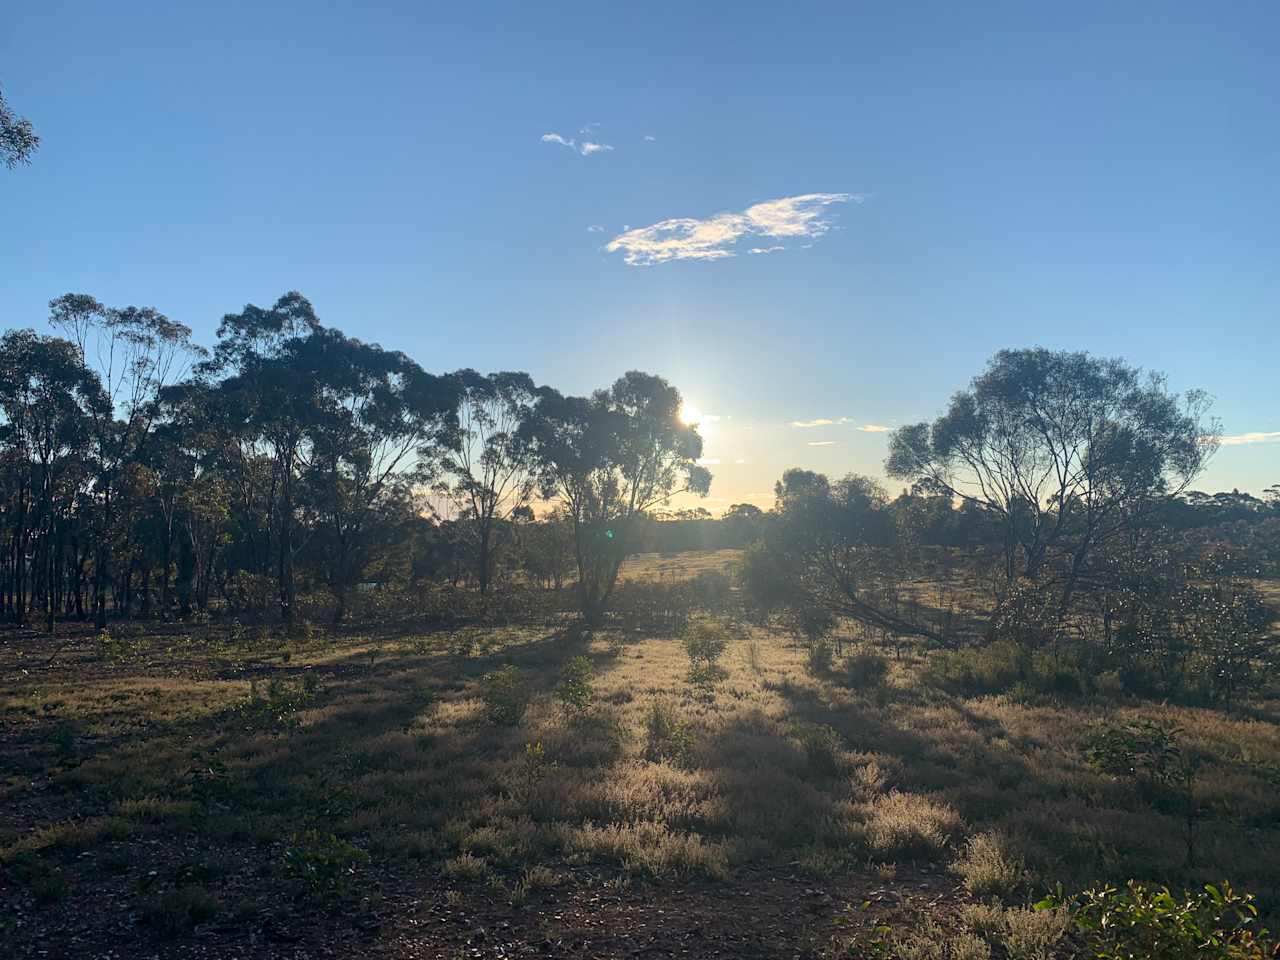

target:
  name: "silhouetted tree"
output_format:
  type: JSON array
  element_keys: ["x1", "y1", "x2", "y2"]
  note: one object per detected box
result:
[
  {"x1": 436, "y1": 370, "x2": 539, "y2": 595},
  {"x1": 887, "y1": 348, "x2": 1217, "y2": 617},
  {"x1": 524, "y1": 371, "x2": 710, "y2": 626},
  {"x1": 49, "y1": 294, "x2": 203, "y2": 626},
  {"x1": 743, "y1": 469, "x2": 939, "y2": 640}
]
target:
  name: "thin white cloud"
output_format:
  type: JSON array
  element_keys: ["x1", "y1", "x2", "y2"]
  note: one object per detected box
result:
[
  {"x1": 606, "y1": 192, "x2": 862, "y2": 266},
  {"x1": 858, "y1": 424, "x2": 892, "y2": 433},
  {"x1": 1220, "y1": 431, "x2": 1280, "y2": 446},
  {"x1": 807, "y1": 440, "x2": 838, "y2": 447},
  {"x1": 587, "y1": 225, "x2": 605, "y2": 233},
  {"x1": 792, "y1": 417, "x2": 852, "y2": 428},
  {"x1": 644, "y1": 134, "x2": 656, "y2": 141},
  {"x1": 749, "y1": 245, "x2": 785, "y2": 255},
  {"x1": 541, "y1": 131, "x2": 614, "y2": 157}
]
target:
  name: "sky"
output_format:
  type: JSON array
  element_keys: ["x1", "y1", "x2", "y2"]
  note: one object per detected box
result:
[{"x1": 2, "y1": 1, "x2": 1278, "y2": 510}]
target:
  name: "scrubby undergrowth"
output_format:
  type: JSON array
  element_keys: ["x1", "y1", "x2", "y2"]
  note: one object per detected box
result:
[{"x1": 2, "y1": 599, "x2": 1279, "y2": 957}]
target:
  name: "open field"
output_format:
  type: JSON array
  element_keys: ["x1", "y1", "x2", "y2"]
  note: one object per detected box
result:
[
  {"x1": 2, "y1": 567, "x2": 1280, "y2": 958},
  {"x1": 617, "y1": 549, "x2": 744, "y2": 583}
]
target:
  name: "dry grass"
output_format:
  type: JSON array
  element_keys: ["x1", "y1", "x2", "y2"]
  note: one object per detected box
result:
[
  {"x1": 2, "y1": 578, "x2": 1280, "y2": 951},
  {"x1": 616, "y1": 548, "x2": 742, "y2": 582}
]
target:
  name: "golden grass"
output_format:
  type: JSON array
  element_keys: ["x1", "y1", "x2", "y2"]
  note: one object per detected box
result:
[
  {"x1": 616, "y1": 548, "x2": 743, "y2": 582},
  {"x1": 3, "y1": 586, "x2": 1280, "y2": 936}
]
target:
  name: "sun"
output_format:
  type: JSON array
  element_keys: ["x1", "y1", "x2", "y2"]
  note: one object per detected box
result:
[{"x1": 679, "y1": 400, "x2": 717, "y2": 444}]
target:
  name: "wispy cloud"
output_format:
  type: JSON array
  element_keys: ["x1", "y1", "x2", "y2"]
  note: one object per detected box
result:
[
  {"x1": 644, "y1": 134, "x2": 656, "y2": 142},
  {"x1": 587, "y1": 225, "x2": 605, "y2": 233},
  {"x1": 750, "y1": 245, "x2": 785, "y2": 255},
  {"x1": 807, "y1": 440, "x2": 838, "y2": 447},
  {"x1": 606, "y1": 192, "x2": 861, "y2": 266},
  {"x1": 1220, "y1": 431, "x2": 1280, "y2": 446},
  {"x1": 792, "y1": 417, "x2": 851, "y2": 428},
  {"x1": 858, "y1": 424, "x2": 892, "y2": 433},
  {"x1": 541, "y1": 131, "x2": 614, "y2": 157}
]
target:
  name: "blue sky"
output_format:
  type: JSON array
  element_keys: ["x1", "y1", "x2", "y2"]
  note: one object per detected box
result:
[{"x1": 3, "y1": 1, "x2": 1277, "y2": 508}]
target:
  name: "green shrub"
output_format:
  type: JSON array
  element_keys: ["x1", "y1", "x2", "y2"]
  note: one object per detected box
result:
[
  {"x1": 282, "y1": 830, "x2": 370, "y2": 898},
  {"x1": 479, "y1": 664, "x2": 530, "y2": 725},
  {"x1": 1053, "y1": 880, "x2": 1276, "y2": 959},
  {"x1": 234, "y1": 676, "x2": 318, "y2": 731},
  {"x1": 682, "y1": 615, "x2": 730, "y2": 666},
  {"x1": 683, "y1": 616, "x2": 731, "y2": 699},
  {"x1": 1084, "y1": 719, "x2": 1183, "y2": 783},
  {"x1": 644, "y1": 700, "x2": 693, "y2": 763},
  {"x1": 512, "y1": 740, "x2": 555, "y2": 801},
  {"x1": 555, "y1": 655, "x2": 594, "y2": 719},
  {"x1": 924, "y1": 639, "x2": 1088, "y2": 698}
]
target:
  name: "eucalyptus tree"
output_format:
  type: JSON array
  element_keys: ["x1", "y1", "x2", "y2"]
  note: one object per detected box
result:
[
  {"x1": 299, "y1": 330, "x2": 457, "y2": 621},
  {"x1": 435, "y1": 370, "x2": 539, "y2": 595},
  {"x1": 886, "y1": 348, "x2": 1217, "y2": 617},
  {"x1": 48, "y1": 295, "x2": 203, "y2": 626},
  {"x1": 523, "y1": 371, "x2": 710, "y2": 626},
  {"x1": 201, "y1": 292, "x2": 323, "y2": 622},
  {"x1": 0, "y1": 331, "x2": 106, "y2": 628},
  {"x1": 741, "y1": 469, "x2": 942, "y2": 640},
  {"x1": 0, "y1": 83, "x2": 39, "y2": 168}
]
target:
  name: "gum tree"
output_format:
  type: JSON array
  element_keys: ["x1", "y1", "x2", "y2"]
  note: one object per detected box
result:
[{"x1": 524, "y1": 371, "x2": 710, "y2": 626}]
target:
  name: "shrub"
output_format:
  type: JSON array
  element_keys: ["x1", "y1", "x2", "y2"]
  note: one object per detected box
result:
[
  {"x1": 683, "y1": 616, "x2": 731, "y2": 699},
  {"x1": 96, "y1": 627, "x2": 144, "y2": 665},
  {"x1": 682, "y1": 615, "x2": 730, "y2": 666},
  {"x1": 924, "y1": 639, "x2": 1088, "y2": 698},
  {"x1": 282, "y1": 831, "x2": 370, "y2": 898},
  {"x1": 555, "y1": 655, "x2": 595, "y2": 719},
  {"x1": 805, "y1": 639, "x2": 834, "y2": 676},
  {"x1": 442, "y1": 853, "x2": 488, "y2": 881},
  {"x1": 644, "y1": 700, "x2": 693, "y2": 763},
  {"x1": 511, "y1": 740, "x2": 555, "y2": 801},
  {"x1": 786, "y1": 605, "x2": 837, "y2": 645},
  {"x1": 1084, "y1": 719, "x2": 1183, "y2": 784},
  {"x1": 892, "y1": 920, "x2": 946, "y2": 960},
  {"x1": 234, "y1": 676, "x2": 319, "y2": 732},
  {"x1": 795, "y1": 722, "x2": 843, "y2": 777},
  {"x1": 1059, "y1": 880, "x2": 1275, "y2": 960},
  {"x1": 864, "y1": 790, "x2": 961, "y2": 861},
  {"x1": 842, "y1": 649, "x2": 889, "y2": 689},
  {"x1": 1002, "y1": 905, "x2": 1070, "y2": 960},
  {"x1": 479, "y1": 664, "x2": 530, "y2": 725},
  {"x1": 961, "y1": 901, "x2": 1007, "y2": 938},
  {"x1": 951, "y1": 933, "x2": 991, "y2": 960},
  {"x1": 952, "y1": 831, "x2": 1025, "y2": 900}
]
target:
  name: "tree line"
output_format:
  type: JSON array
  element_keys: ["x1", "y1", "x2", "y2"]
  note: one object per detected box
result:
[
  {"x1": 4, "y1": 298, "x2": 1277, "y2": 692},
  {"x1": 0, "y1": 291, "x2": 706, "y2": 631}
]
